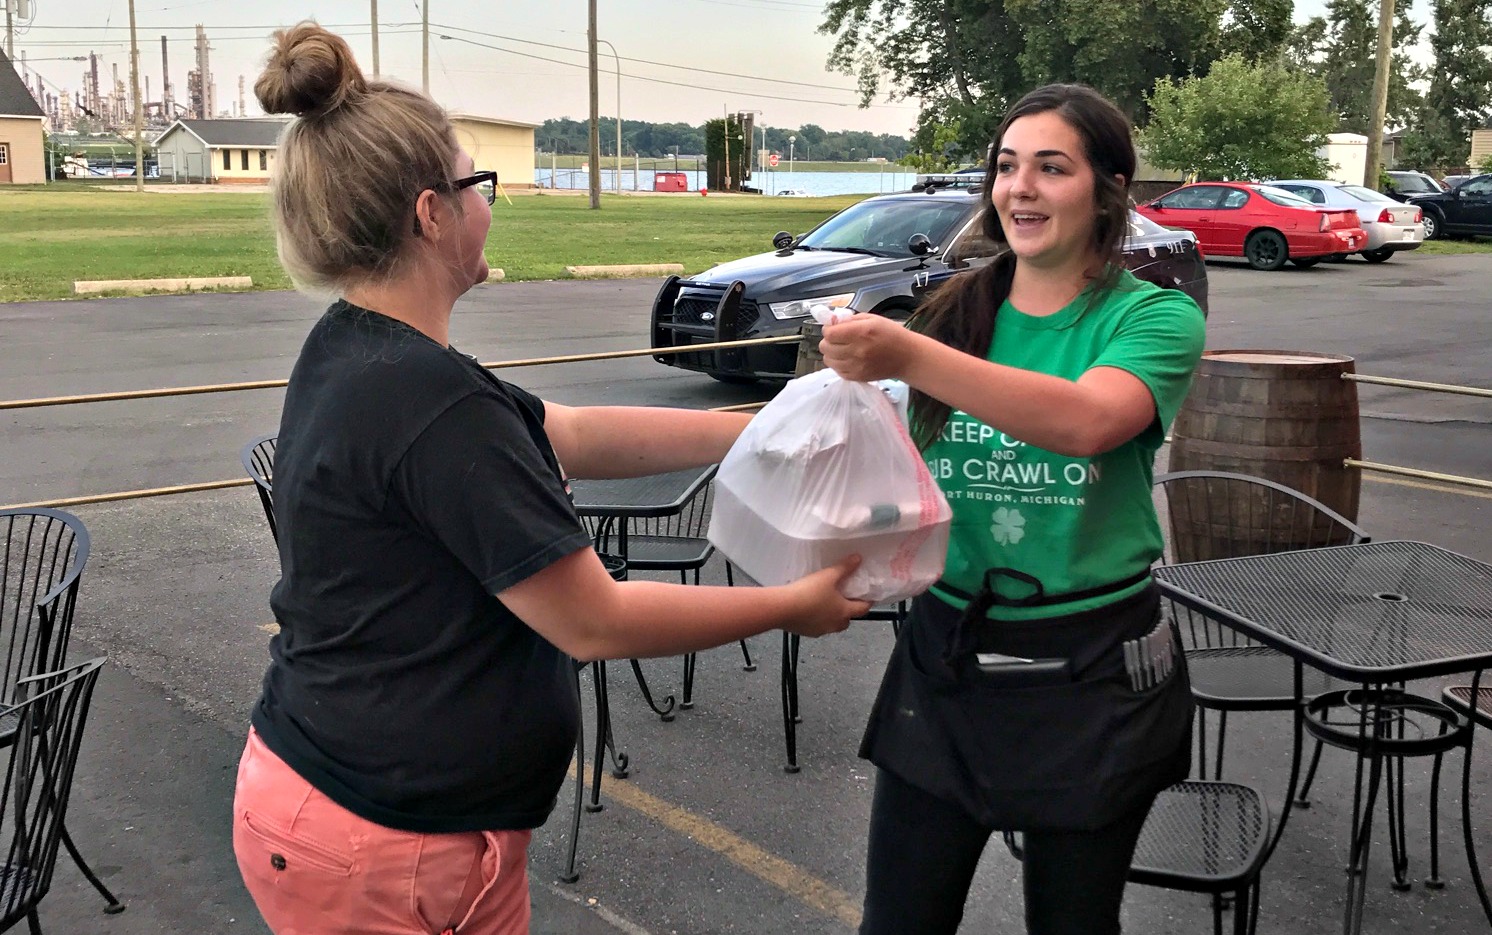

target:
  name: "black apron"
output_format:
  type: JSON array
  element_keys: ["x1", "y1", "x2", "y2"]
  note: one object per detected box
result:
[{"x1": 860, "y1": 582, "x2": 1192, "y2": 832}]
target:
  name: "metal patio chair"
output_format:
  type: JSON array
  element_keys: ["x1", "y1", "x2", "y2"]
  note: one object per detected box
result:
[
  {"x1": 1005, "y1": 780, "x2": 1272, "y2": 935},
  {"x1": 0, "y1": 657, "x2": 110, "y2": 933},
  {"x1": 0, "y1": 509, "x2": 123, "y2": 916},
  {"x1": 779, "y1": 602, "x2": 904, "y2": 773},
  {"x1": 238, "y1": 433, "x2": 278, "y2": 543},
  {"x1": 583, "y1": 475, "x2": 755, "y2": 718},
  {"x1": 1424, "y1": 684, "x2": 1492, "y2": 924},
  {"x1": 1155, "y1": 470, "x2": 1367, "y2": 798}
]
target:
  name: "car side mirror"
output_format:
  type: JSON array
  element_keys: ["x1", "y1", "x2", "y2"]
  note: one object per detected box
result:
[
  {"x1": 772, "y1": 231, "x2": 794, "y2": 250},
  {"x1": 1150, "y1": 203, "x2": 1165, "y2": 211},
  {"x1": 908, "y1": 233, "x2": 935, "y2": 256}
]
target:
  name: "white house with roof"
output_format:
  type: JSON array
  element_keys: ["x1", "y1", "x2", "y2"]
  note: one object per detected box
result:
[{"x1": 152, "y1": 118, "x2": 291, "y2": 183}]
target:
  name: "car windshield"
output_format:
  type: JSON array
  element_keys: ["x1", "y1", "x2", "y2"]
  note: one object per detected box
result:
[
  {"x1": 1254, "y1": 186, "x2": 1317, "y2": 207},
  {"x1": 799, "y1": 198, "x2": 974, "y2": 257},
  {"x1": 1390, "y1": 173, "x2": 1439, "y2": 193},
  {"x1": 1340, "y1": 185, "x2": 1396, "y2": 204},
  {"x1": 1127, "y1": 211, "x2": 1172, "y2": 238}
]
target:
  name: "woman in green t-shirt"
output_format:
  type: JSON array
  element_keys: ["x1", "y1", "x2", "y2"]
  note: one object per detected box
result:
[{"x1": 820, "y1": 84, "x2": 1206, "y2": 934}]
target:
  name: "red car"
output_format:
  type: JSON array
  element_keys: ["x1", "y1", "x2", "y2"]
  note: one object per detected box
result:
[{"x1": 1137, "y1": 182, "x2": 1367, "y2": 271}]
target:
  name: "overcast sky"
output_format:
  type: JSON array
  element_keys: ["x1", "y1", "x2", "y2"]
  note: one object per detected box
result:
[{"x1": 9, "y1": 0, "x2": 1431, "y2": 138}]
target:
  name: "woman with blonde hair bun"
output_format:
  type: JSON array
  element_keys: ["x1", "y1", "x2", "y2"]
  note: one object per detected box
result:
[{"x1": 233, "y1": 22, "x2": 869, "y2": 935}]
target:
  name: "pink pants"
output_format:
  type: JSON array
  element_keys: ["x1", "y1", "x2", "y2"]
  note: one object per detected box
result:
[{"x1": 233, "y1": 729, "x2": 532, "y2": 934}]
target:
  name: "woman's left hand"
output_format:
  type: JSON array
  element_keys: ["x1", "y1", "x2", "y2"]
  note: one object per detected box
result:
[{"x1": 819, "y1": 314, "x2": 919, "y2": 383}]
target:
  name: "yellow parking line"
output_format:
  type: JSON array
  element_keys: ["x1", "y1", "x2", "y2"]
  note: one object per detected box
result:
[
  {"x1": 1365, "y1": 473, "x2": 1492, "y2": 500},
  {"x1": 574, "y1": 762, "x2": 862, "y2": 928}
]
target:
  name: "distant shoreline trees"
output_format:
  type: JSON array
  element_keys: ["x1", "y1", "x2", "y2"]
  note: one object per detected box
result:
[{"x1": 533, "y1": 116, "x2": 911, "y2": 162}]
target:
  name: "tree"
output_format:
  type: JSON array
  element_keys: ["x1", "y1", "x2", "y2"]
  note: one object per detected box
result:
[
  {"x1": 1288, "y1": 0, "x2": 1426, "y2": 134},
  {"x1": 1007, "y1": 0, "x2": 1230, "y2": 119},
  {"x1": 820, "y1": 0, "x2": 1279, "y2": 160},
  {"x1": 1220, "y1": 0, "x2": 1295, "y2": 62},
  {"x1": 704, "y1": 116, "x2": 748, "y2": 191},
  {"x1": 1399, "y1": 0, "x2": 1492, "y2": 171},
  {"x1": 1138, "y1": 54, "x2": 1336, "y2": 180},
  {"x1": 901, "y1": 119, "x2": 965, "y2": 172}
]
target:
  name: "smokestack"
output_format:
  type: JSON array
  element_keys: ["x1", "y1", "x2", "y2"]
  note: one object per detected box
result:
[
  {"x1": 89, "y1": 53, "x2": 100, "y2": 117},
  {"x1": 195, "y1": 25, "x2": 214, "y2": 118},
  {"x1": 161, "y1": 36, "x2": 172, "y2": 116},
  {"x1": 238, "y1": 75, "x2": 245, "y2": 118}
]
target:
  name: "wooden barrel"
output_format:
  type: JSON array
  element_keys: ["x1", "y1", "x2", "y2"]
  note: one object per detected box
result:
[
  {"x1": 794, "y1": 320, "x2": 826, "y2": 376},
  {"x1": 1167, "y1": 350, "x2": 1362, "y2": 560}
]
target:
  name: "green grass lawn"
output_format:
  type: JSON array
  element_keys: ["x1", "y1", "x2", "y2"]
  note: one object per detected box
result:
[
  {"x1": 3, "y1": 187, "x2": 1485, "y2": 303},
  {"x1": 1416, "y1": 237, "x2": 1492, "y2": 255},
  {"x1": 0, "y1": 187, "x2": 866, "y2": 302}
]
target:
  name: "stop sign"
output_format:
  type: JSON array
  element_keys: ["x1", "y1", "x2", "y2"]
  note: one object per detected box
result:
[{"x1": 768, "y1": 153, "x2": 780, "y2": 167}]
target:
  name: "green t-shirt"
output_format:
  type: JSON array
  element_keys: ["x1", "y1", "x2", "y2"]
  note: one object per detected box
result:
[{"x1": 924, "y1": 269, "x2": 1206, "y2": 620}]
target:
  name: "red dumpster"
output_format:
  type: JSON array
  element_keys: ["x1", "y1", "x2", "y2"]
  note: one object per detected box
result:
[{"x1": 653, "y1": 171, "x2": 689, "y2": 192}]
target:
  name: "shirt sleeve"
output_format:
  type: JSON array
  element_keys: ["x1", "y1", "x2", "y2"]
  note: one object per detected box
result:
[
  {"x1": 1088, "y1": 288, "x2": 1206, "y2": 432},
  {"x1": 389, "y1": 389, "x2": 593, "y2": 594}
]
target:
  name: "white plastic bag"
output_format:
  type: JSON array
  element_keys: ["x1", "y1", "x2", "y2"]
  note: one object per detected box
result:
[{"x1": 708, "y1": 365, "x2": 952, "y2": 603}]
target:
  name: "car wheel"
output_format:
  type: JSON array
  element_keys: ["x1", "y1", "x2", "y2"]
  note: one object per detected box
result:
[
  {"x1": 1291, "y1": 257, "x2": 1322, "y2": 269},
  {"x1": 1362, "y1": 247, "x2": 1394, "y2": 263},
  {"x1": 709, "y1": 373, "x2": 760, "y2": 385},
  {"x1": 1421, "y1": 211, "x2": 1441, "y2": 240},
  {"x1": 1244, "y1": 230, "x2": 1288, "y2": 271}
]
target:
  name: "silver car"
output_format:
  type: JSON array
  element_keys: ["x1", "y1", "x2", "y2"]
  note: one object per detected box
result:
[{"x1": 1271, "y1": 179, "x2": 1425, "y2": 262}]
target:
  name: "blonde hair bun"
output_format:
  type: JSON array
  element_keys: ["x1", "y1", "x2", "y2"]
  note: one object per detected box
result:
[{"x1": 256, "y1": 22, "x2": 368, "y2": 119}]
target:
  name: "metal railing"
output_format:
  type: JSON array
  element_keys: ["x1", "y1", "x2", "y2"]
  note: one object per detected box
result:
[{"x1": 3, "y1": 334, "x2": 1489, "y2": 510}]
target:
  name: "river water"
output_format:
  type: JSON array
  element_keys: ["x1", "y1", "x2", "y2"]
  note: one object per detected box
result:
[{"x1": 532, "y1": 166, "x2": 921, "y2": 196}]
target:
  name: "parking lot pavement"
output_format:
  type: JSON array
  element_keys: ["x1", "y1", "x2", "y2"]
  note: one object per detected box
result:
[
  {"x1": 44, "y1": 646, "x2": 649, "y2": 935},
  {"x1": 5, "y1": 252, "x2": 1492, "y2": 933}
]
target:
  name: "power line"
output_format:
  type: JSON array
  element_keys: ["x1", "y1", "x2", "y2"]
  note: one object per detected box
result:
[
  {"x1": 432, "y1": 22, "x2": 913, "y2": 107},
  {"x1": 670, "y1": 0, "x2": 825, "y2": 12},
  {"x1": 434, "y1": 31, "x2": 862, "y2": 107},
  {"x1": 432, "y1": 22, "x2": 862, "y2": 94}
]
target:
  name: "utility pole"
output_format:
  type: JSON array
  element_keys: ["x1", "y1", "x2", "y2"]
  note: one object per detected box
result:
[
  {"x1": 1364, "y1": 0, "x2": 1395, "y2": 188},
  {"x1": 723, "y1": 105, "x2": 731, "y2": 191},
  {"x1": 6, "y1": 0, "x2": 14, "y2": 60},
  {"x1": 421, "y1": 0, "x2": 429, "y2": 92},
  {"x1": 128, "y1": 0, "x2": 144, "y2": 192},
  {"x1": 370, "y1": 0, "x2": 379, "y2": 77},
  {"x1": 586, "y1": 0, "x2": 600, "y2": 208}
]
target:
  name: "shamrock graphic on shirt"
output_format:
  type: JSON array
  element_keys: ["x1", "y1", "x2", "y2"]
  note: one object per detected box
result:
[{"x1": 991, "y1": 507, "x2": 1026, "y2": 545}]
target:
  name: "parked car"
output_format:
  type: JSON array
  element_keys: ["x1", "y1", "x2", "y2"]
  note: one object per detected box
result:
[
  {"x1": 1441, "y1": 174, "x2": 1472, "y2": 190},
  {"x1": 650, "y1": 189, "x2": 1208, "y2": 382},
  {"x1": 1383, "y1": 170, "x2": 1445, "y2": 202},
  {"x1": 1269, "y1": 179, "x2": 1424, "y2": 262},
  {"x1": 776, "y1": 189, "x2": 811, "y2": 197},
  {"x1": 1135, "y1": 182, "x2": 1367, "y2": 271},
  {"x1": 1405, "y1": 173, "x2": 1492, "y2": 240}
]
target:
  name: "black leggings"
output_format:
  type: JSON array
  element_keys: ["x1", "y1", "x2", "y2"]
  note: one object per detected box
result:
[{"x1": 859, "y1": 768, "x2": 1152, "y2": 935}]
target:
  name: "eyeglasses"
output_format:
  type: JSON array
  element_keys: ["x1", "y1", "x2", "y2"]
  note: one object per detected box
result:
[{"x1": 448, "y1": 170, "x2": 498, "y2": 205}]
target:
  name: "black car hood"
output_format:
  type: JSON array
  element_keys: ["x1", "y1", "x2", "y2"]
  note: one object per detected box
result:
[{"x1": 687, "y1": 249, "x2": 922, "y2": 301}]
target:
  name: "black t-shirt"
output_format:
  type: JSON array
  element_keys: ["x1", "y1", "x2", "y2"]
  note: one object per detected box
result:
[{"x1": 252, "y1": 300, "x2": 593, "y2": 833}]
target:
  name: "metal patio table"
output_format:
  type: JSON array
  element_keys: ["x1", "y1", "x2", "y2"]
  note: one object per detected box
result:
[{"x1": 1153, "y1": 540, "x2": 1492, "y2": 935}]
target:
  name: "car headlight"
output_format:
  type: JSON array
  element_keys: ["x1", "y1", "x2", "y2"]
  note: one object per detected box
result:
[{"x1": 767, "y1": 293, "x2": 857, "y2": 321}]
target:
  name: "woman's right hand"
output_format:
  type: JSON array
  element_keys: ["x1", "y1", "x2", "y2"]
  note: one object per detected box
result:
[{"x1": 784, "y1": 555, "x2": 873, "y2": 637}]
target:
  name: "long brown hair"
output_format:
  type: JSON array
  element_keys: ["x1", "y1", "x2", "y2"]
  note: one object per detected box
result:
[{"x1": 907, "y1": 83, "x2": 1137, "y2": 449}]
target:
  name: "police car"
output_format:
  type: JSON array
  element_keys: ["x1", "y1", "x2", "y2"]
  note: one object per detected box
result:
[{"x1": 649, "y1": 188, "x2": 1208, "y2": 383}]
